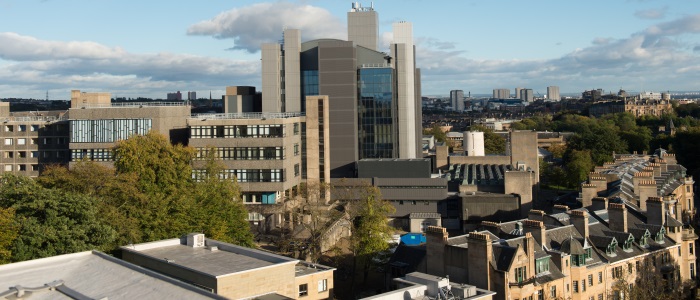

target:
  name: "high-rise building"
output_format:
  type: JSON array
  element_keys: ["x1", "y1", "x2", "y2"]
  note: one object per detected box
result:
[
  {"x1": 492, "y1": 88, "x2": 510, "y2": 99},
  {"x1": 547, "y1": 86, "x2": 560, "y2": 101},
  {"x1": 187, "y1": 91, "x2": 197, "y2": 101},
  {"x1": 520, "y1": 89, "x2": 533, "y2": 102},
  {"x1": 167, "y1": 91, "x2": 182, "y2": 101},
  {"x1": 261, "y1": 3, "x2": 422, "y2": 178},
  {"x1": 348, "y1": 2, "x2": 378, "y2": 51},
  {"x1": 450, "y1": 90, "x2": 464, "y2": 111},
  {"x1": 515, "y1": 87, "x2": 523, "y2": 100}
]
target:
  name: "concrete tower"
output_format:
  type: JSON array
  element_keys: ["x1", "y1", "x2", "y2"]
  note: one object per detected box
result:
[
  {"x1": 450, "y1": 90, "x2": 464, "y2": 111},
  {"x1": 348, "y1": 2, "x2": 378, "y2": 51},
  {"x1": 547, "y1": 86, "x2": 560, "y2": 101},
  {"x1": 261, "y1": 29, "x2": 301, "y2": 113},
  {"x1": 463, "y1": 131, "x2": 485, "y2": 156},
  {"x1": 392, "y1": 21, "x2": 417, "y2": 159}
]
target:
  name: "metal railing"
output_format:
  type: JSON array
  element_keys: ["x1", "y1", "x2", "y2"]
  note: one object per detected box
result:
[
  {"x1": 191, "y1": 112, "x2": 305, "y2": 120},
  {"x1": 77, "y1": 102, "x2": 188, "y2": 108}
]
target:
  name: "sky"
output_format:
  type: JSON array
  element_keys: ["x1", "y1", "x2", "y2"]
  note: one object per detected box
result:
[{"x1": 1, "y1": 0, "x2": 700, "y2": 99}]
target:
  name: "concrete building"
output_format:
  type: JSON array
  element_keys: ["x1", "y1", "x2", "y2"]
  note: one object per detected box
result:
[
  {"x1": 0, "y1": 250, "x2": 226, "y2": 300},
  {"x1": 515, "y1": 87, "x2": 523, "y2": 100},
  {"x1": 223, "y1": 86, "x2": 259, "y2": 113},
  {"x1": 348, "y1": 2, "x2": 378, "y2": 51},
  {"x1": 68, "y1": 96, "x2": 190, "y2": 166},
  {"x1": 492, "y1": 89, "x2": 510, "y2": 99},
  {"x1": 463, "y1": 131, "x2": 485, "y2": 157},
  {"x1": 187, "y1": 91, "x2": 197, "y2": 101},
  {"x1": 70, "y1": 90, "x2": 111, "y2": 109},
  {"x1": 547, "y1": 86, "x2": 560, "y2": 101},
  {"x1": 121, "y1": 233, "x2": 335, "y2": 300},
  {"x1": 520, "y1": 88, "x2": 534, "y2": 103},
  {"x1": 167, "y1": 91, "x2": 183, "y2": 101},
  {"x1": 362, "y1": 272, "x2": 495, "y2": 300},
  {"x1": 450, "y1": 89, "x2": 464, "y2": 111},
  {"x1": 261, "y1": 3, "x2": 422, "y2": 177},
  {"x1": 0, "y1": 106, "x2": 69, "y2": 177}
]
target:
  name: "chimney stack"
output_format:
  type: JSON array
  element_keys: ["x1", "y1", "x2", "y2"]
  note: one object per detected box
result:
[
  {"x1": 570, "y1": 210, "x2": 589, "y2": 238},
  {"x1": 608, "y1": 203, "x2": 628, "y2": 232},
  {"x1": 591, "y1": 197, "x2": 608, "y2": 211},
  {"x1": 528, "y1": 209, "x2": 545, "y2": 221},
  {"x1": 523, "y1": 219, "x2": 547, "y2": 247},
  {"x1": 581, "y1": 183, "x2": 597, "y2": 208},
  {"x1": 467, "y1": 232, "x2": 493, "y2": 290},
  {"x1": 426, "y1": 226, "x2": 448, "y2": 276},
  {"x1": 646, "y1": 197, "x2": 665, "y2": 226}
]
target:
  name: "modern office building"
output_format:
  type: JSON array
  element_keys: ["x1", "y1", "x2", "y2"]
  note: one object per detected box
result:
[
  {"x1": 348, "y1": 2, "x2": 379, "y2": 51},
  {"x1": 223, "y1": 86, "x2": 260, "y2": 113},
  {"x1": 547, "y1": 86, "x2": 560, "y2": 101},
  {"x1": 450, "y1": 89, "x2": 464, "y2": 111},
  {"x1": 261, "y1": 2, "x2": 422, "y2": 178},
  {"x1": 492, "y1": 88, "x2": 510, "y2": 99},
  {"x1": 519, "y1": 88, "x2": 534, "y2": 103},
  {"x1": 121, "y1": 233, "x2": 335, "y2": 300}
]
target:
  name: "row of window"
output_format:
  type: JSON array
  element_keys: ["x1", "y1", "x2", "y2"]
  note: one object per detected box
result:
[
  {"x1": 195, "y1": 147, "x2": 285, "y2": 160},
  {"x1": 71, "y1": 149, "x2": 113, "y2": 162},
  {"x1": 190, "y1": 125, "x2": 284, "y2": 139},
  {"x1": 192, "y1": 169, "x2": 285, "y2": 183},
  {"x1": 3, "y1": 150, "x2": 66, "y2": 159},
  {"x1": 3, "y1": 137, "x2": 67, "y2": 146},
  {"x1": 70, "y1": 119, "x2": 152, "y2": 143},
  {"x1": 4, "y1": 124, "x2": 42, "y2": 132},
  {"x1": 2, "y1": 164, "x2": 39, "y2": 172}
]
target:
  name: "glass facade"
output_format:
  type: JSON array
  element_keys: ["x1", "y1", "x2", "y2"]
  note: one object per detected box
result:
[
  {"x1": 70, "y1": 119, "x2": 152, "y2": 143},
  {"x1": 358, "y1": 68, "x2": 395, "y2": 158},
  {"x1": 301, "y1": 70, "x2": 319, "y2": 113}
]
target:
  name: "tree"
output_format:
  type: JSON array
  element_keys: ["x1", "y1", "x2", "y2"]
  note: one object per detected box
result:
[
  {"x1": 347, "y1": 185, "x2": 396, "y2": 287},
  {"x1": 0, "y1": 175, "x2": 116, "y2": 262},
  {"x1": 424, "y1": 124, "x2": 448, "y2": 144},
  {"x1": 190, "y1": 148, "x2": 254, "y2": 247},
  {"x1": 0, "y1": 207, "x2": 18, "y2": 264},
  {"x1": 564, "y1": 149, "x2": 594, "y2": 188},
  {"x1": 113, "y1": 131, "x2": 195, "y2": 196}
]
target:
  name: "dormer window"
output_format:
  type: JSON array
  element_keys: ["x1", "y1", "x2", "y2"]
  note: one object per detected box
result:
[
  {"x1": 655, "y1": 228, "x2": 666, "y2": 243},
  {"x1": 639, "y1": 230, "x2": 650, "y2": 247},
  {"x1": 585, "y1": 248, "x2": 593, "y2": 260},
  {"x1": 536, "y1": 257, "x2": 550, "y2": 274},
  {"x1": 623, "y1": 235, "x2": 634, "y2": 252},
  {"x1": 607, "y1": 240, "x2": 618, "y2": 256}
]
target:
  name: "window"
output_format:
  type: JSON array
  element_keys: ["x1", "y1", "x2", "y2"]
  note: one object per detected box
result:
[
  {"x1": 598, "y1": 294, "x2": 603, "y2": 300},
  {"x1": 582, "y1": 280, "x2": 586, "y2": 292},
  {"x1": 536, "y1": 290, "x2": 543, "y2": 300},
  {"x1": 598, "y1": 271, "x2": 603, "y2": 283},
  {"x1": 31, "y1": 164, "x2": 38, "y2": 171},
  {"x1": 661, "y1": 252, "x2": 671, "y2": 264},
  {"x1": 294, "y1": 143, "x2": 300, "y2": 156},
  {"x1": 298, "y1": 284, "x2": 308, "y2": 297},
  {"x1": 294, "y1": 164, "x2": 300, "y2": 177},
  {"x1": 30, "y1": 125, "x2": 39, "y2": 132},
  {"x1": 294, "y1": 123, "x2": 300, "y2": 135},
  {"x1": 43, "y1": 138, "x2": 51, "y2": 145},
  {"x1": 18, "y1": 164, "x2": 25, "y2": 171},
  {"x1": 573, "y1": 280, "x2": 578, "y2": 293},
  {"x1": 4, "y1": 152, "x2": 12, "y2": 158},
  {"x1": 550, "y1": 286, "x2": 556, "y2": 298},
  {"x1": 17, "y1": 151, "x2": 26, "y2": 158},
  {"x1": 4, "y1": 125, "x2": 12, "y2": 132},
  {"x1": 588, "y1": 274, "x2": 593, "y2": 286},
  {"x1": 691, "y1": 263, "x2": 695, "y2": 279},
  {"x1": 71, "y1": 119, "x2": 152, "y2": 143},
  {"x1": 4, "y1": 164, "x2": 11, "y2": 171},
  {"x1": 691, "y1": 243, "x2": 694, "y2": 255},
  {"x1": 515, "y1": 266, "x2": 526, "y2": 283},
  {"x1": 318, "y1": 279, "x2": 327, "y2": 292},
  {"x1": 628, "y1": 263, "x2": 633, "y2": 274},
  {"x1": 18, "y1": 125, "x2": 26, "y2": 132},
  {"x1": 4, "y1": 138, "x2": 12, "y2": 145},
  {"x1": 612, "y1": 266, "x2": 623, "y2": 279},
  {"x1": 17, "y1": 138, "x2": 25, "y2": 145},
  {"x1": 536, "y1": 257, "x2": 550, "y2": 274},
  {"x1": 30, "y1": 138, "x2": 38, "y2": 145}
]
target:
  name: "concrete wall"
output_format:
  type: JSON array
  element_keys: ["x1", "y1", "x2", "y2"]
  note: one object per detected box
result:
[
  {"x1": 70, "y1": 90, "x2": 111, "y2": 108},
  {"x1": 449, "y1": 156, "x2": 511, "y2": 166},
  {"x1": 284, "y1": 29, "x2": 301, "y2": 113},
  {"x1": 262, "y1": 43, "x2": 282, "y2": 112},
  {"x1": 217, "y1": 263, "x2": 297, "y2": 299},
  {"x1": 347, "y1": 9, "x2": 378, "y2": 51},
  {"x1": 504, "y1": 170, "x2": 534, "y2": 217},
  {"x1": 305, "y1": 96, "x2": 331, "y2": 198},
  {"x1": 294, "y1": 269, "x2": 335, "y2": 300},
  {"x1": 391, "y1": 23, "x2": 417, "y2": 159}
]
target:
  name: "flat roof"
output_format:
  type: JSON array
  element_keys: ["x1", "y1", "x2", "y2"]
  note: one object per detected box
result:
[
  {"x1": 137, "y1": 244, "x2": 277, "y2": 276},
  {"x1": 0, "y1": 251, "x2": 225, "y2": 300}
]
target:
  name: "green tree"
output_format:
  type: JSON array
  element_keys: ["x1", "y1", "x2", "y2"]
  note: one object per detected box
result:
[
  {"x1": 672, "y1": 128, "x2": 700, "y2": 179},
  {"x1": 0, "y1": 175, "x2": 116, "y2": 262},
  {"x1": 190, "y1": 148, "x2": 254, "y2": 247},
  {"x1": 564, "y1": 150, "x2": 595, "y2": 188},
  {"x1": 0, "y1": 207, "x2": 18, "y2": 264},
  {"x1": 470, "y1": 125, "x2": 505, "y2": 154},
  {"x1": 348, "y1": 185, "x2": 396, "y2": 286},
  {"x1": 424, "y1": 124, "x2": 448, "y2": 143},
  {"x1": 113, "y1": 131, "x2": 195, "y2": 196}
]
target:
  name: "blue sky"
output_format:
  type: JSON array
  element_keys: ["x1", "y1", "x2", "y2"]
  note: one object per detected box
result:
[{"x1": 1, "y1": 0, "x2": 699, "y2": 99}]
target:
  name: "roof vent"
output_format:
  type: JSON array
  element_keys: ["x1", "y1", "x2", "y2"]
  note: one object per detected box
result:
[{"x1": 187, "y1": 233, "x2": 205, "y2": 248}]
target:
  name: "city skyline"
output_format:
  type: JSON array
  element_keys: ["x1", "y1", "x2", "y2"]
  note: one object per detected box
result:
[{"x1": 1, "y1": 0, "x2": 700, "y2": 99}]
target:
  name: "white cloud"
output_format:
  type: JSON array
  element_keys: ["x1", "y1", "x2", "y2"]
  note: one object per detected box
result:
[
  {"x1": 0, "y1": 32, "x2": 260, "y2": 98},
  {"x1": 634, "y1": 7, "x2": 668, "y2": 20},
  {"x1": 415, "y1": 14, "x2": 700, "y2": 94},
  {"x1": 187, "y1": 2, "x2": 345, "y2": 53}
]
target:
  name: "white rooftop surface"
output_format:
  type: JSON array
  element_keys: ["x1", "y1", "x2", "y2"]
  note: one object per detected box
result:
[
  {"x1": 137, "y1": 244, "x2": 277, "y2": 276},
  {"x1": 0, "y1": 251, "x2": 224, "y2": 300}
]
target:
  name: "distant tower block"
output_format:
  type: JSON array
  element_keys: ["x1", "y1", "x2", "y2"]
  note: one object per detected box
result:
[{"x1": 464, "y1": 131, "x2": 485, "y2": 156}]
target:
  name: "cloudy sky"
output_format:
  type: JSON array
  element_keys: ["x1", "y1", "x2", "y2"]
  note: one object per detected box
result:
[{"x1": 1, "y1": 0, "x2": 699, "y2": 99}]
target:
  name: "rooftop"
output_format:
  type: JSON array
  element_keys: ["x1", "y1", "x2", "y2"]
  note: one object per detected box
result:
[
  {"x1": 0, "y1": 251, "x2": 225, "y2": 300},
  {"x1": 190, "y1": 112, "x2": 304, "y2": 120}
]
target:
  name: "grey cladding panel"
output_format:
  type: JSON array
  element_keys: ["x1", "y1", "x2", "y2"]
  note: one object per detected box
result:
[
  {"x1": 319, "y1": 73, "x2": 357, "y2": 85},
  {"x1": 319, "y1": 47, "x2": 355, "y2": 59},
  {"x1": 319, "y1": 60, "x2": 355, "y2": 71}
]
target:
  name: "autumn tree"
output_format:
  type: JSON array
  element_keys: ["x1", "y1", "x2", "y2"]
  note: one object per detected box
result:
[{"x1": 0, "y1": 207, "x2": 18, "y2": 264}]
